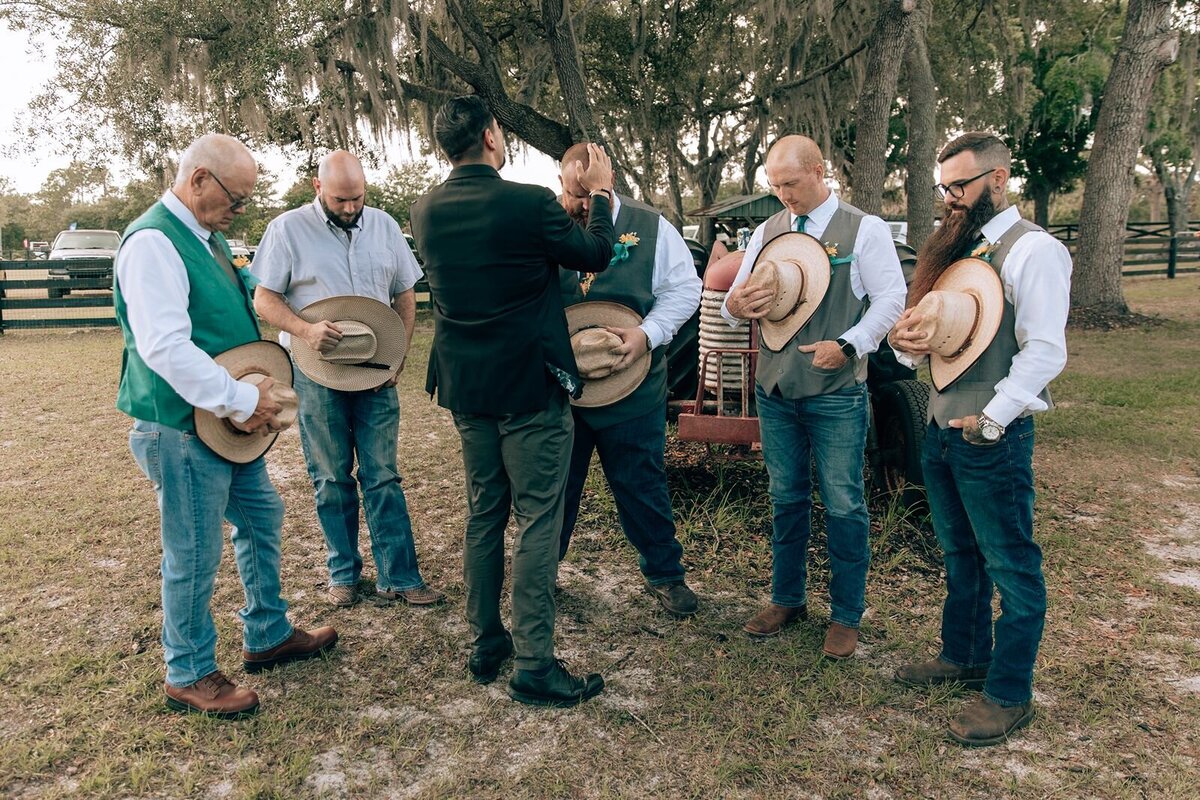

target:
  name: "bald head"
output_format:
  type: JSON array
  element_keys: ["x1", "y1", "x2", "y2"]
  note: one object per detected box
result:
[
  {"x1": 763, "y1": 134, "x2": 830, "y2": 217},
  {"x1": 561, "y1": 142, "x2": 591, "y2": 174},
  {"x1": 314, "y1": 150, "x2": 367, "y2": 228},
  {"x1": 172, "y1": 134, "x2": 257, "y2": 232},
  {"x1": 558, "y1": 141, "x2": 611, "y2": 224}
]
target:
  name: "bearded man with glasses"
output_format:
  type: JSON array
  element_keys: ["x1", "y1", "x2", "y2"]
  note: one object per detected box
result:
[{"x1": 889, "y1": 131, "x2": 1072, "y2": 747}]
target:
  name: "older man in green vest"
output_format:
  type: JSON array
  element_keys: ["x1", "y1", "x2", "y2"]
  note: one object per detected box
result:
[
  {"x1": 115, "y1": 134, "x2": 336, "y2": 720},
  {"x1": 555, "y1": 142, "x2": 703, "y2": 617},
  {"x1": 723, "y1": 135, "x2": 907, "y2": 658}
]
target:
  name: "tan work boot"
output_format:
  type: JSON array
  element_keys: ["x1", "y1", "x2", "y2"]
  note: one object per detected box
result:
[
  {"x1": 948, "y1": 696, "x2": 1035, "y2": 747},
  {"x1": 165, "y1": 671, "x2": 259, "y2": 720},
  {"x1": 243, "y1": 626, "x2": 339, "y2": 673},
  {"x1": 376, "y1": 585, "x2": 447, "y2": 606},
  {"x1": 821, "y1": 622, "x2": 859, "y2": 659},
  {"x1": 896, "y1": 657, "x2": 988, "y2": 690},
  {"x1": 743, "y1": 603, "x2": 807, "y2": 638}
]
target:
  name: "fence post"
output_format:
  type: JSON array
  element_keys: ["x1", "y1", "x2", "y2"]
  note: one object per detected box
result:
[{"x1": 1168, "y1": 235, "x2": 1178, "y2": 279}]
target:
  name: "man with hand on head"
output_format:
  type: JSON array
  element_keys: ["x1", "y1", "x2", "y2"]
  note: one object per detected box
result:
[
  {"x1": 891, "y1": 131, "x2": 1071, "y2": 747},
  {"x1": 555, "y1": 142, "x2": 703, "y2": 617},
  {"x1": 722, "y1": 134, "x2": 906, "y2": 658},
  {"x1": 411, "y1": 95, "x2": 614, "y2": 707},
  {"x1": 116, "y1": 133, "x2": 336, "y2": 720},
  {"x1": 252, "y1": 150, "x2": 443, "y2": 610}
]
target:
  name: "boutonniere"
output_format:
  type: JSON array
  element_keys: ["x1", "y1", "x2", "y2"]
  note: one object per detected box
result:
[
  {"x1": 824, "y1": 242, "x2": 854, "y2": 267},
  {"x1": 609, "y1": 231, "x2": 640, "y2": 267},
  {"x1": 970, "y1": 241, "x2": 997, "y2": 262},
  {"x1": 580, "y1": 272, "x2": 597, "y2": 296}
]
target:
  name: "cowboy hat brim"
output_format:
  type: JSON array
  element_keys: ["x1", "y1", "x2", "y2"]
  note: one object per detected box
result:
[
  {"x1": 928, "y1": 257, "x2": 1005, "y2": 392},
  {"x1": 749, "y1": 232, "x2": 832, "y2": 352},
  {"x1": 565, "y1": 301, "x2": 652, "y2": 408},
  {"x1": 292, "y1": 296, "x2": 407, "y2": 391},
  {"x1": 194, "y1": 341, "x2": 293, "y2": 464}
]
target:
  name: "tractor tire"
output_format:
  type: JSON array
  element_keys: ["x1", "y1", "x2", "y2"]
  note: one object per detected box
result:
[{"x1": 870, "y1": 378, "x2": 930, "y2": 513}]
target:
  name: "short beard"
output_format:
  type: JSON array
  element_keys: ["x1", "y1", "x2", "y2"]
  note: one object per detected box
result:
[
  {"x1": 908, "y1": 190, "x2": 997, "y2": 307},
  {"x1": 320, "y1": 197, "x2": 363, "y2": 230}
]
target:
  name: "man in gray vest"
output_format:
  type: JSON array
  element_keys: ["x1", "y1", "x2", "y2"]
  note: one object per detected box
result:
[
  {"x1": 890, "y1": 132, "x2": 1071, "y2": 747},
  {"x1": 722, "y1": 135, "x2": 906, "y2": 658},
  {"x1": 116, "y1": 134, "x2": 337, "y2": 719},
  {"x1": 555, "y1": 142, "x2": 703, "y2": 617},
  {"x1": 253, "y1": 151, "x2": 443, "y2": 610}
]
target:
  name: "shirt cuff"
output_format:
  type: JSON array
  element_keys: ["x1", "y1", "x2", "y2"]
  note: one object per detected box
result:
[
  {"x1": 982, "y1": 379, "x2": 1050, "y2": 428},
  {"x1": 641, "y1": 323, "x2": 663, "y2": 351},
  {"x1": 891, "y1": 347, "x2": 925, "y2": 369},
  {"x1": 228, "y1": 381, "x2": 261, "y2": 423}
]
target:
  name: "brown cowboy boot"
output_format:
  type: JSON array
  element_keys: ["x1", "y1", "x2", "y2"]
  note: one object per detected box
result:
[
  {"x1": 743, "y1": 603, "x2": 807, "y2": 637},
  {"x1": 948, "y1": 696, "x2": 1035, "y2": 747},
  {"x1": 165, "y1": 671, "x2": 259, "y2": 720},
  {"x1": 821, "y1": 622, "x2": 859, "y2": 659},
  {"x1": 896, "y1": 657, "x2": 989, "y2": 690}
]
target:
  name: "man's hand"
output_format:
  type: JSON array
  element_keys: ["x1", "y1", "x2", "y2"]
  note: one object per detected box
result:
[
  {"x1": 948, "y1": 414, "x2": 993, "y2": 446},
  {"x1": 889, "y1": 307, "x2": 931, "y2": 355},
  {"x1": 725, "y1": 284, "x2": 774, "y2": 320},
  {"x1": 374, "y1": 358, "x2": 406, "y2": 391},
  {"x1": 576, "y1": 143, "x2": 615, "y2": 194},
  {"x1": 798, "y1": 340, "x2": 847, "y2": 369},
  {"x1": 304, "y1": 320, "x2": 343, "y2": 353},
  {"x1": 604, "y1": 326, "x2": 650, "y2": 372},
  {"x1": 231, "y1": 376, "x2": 283, "y2": 435}
]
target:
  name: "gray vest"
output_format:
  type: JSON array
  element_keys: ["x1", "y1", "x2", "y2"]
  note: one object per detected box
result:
[
  {"x1": 756, "y1": 200, "x2": 867, "y2": 399},
  {"x1": 929, "y1": 218, "x2": 1054, "y2": 426},
  {"x1": 561, "y1": 195, "x2": 665, "y2": 429}
]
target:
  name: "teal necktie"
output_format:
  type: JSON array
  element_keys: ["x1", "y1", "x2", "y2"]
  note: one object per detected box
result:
[{"x1": 794, "y1": 215, "x2": 809, "y2": 233}]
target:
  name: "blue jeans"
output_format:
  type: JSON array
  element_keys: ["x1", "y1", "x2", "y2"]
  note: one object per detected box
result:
[
  {"x1": 293, "y1": 368, "x2": 425, "y2": 592},
  {"x1": 559, "y1": 407, "x2": 686, "y2": 585},
  {"x1": 129, "y1": 420, "x2": 293, "y2": 688},
  {"x1": 922, "y1": 416, "x2": 1045, "y2": 707},
  {"x1": 756, "y1": 383, "x2": 871, "y2": 628}
]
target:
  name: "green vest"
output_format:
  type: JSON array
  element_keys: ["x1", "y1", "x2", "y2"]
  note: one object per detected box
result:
[
  {"x1": 114, "y1": 201, "x2": 261, "y2": 432},
  {"x1": 560, "y1": 196, "x2": 665, "y2": 429},
  {"x1": 928, "y1": 218, "x2": 1053, "y2": 426},
  {"x1": 755, "y1": 200, "x2": 867, "y2": 399}
]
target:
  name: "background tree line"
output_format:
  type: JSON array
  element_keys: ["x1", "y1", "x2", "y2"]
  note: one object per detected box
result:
[{"x1": 1, "y1": 0, "x2": 1197, "y2": 316}]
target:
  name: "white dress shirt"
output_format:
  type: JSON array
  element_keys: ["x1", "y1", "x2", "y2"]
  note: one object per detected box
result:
[
  {"x1": 609, "y1": 195, "x2": 703, "y2": 348},
  {"x1": 115, "y1": 191, "x2": 259, "y2": 423},
  {"x1": 252, "y1": 198, "x2": 423, "y2": 349},
  {"x1": 720, "y1": 190, "x2": 907, "y2": 356},
  {"x1": 894, "y1": 205, "x2": 1072, "y2": 427}
]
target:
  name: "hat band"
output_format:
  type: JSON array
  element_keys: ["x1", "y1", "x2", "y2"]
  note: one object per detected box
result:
[{"x1": 946, "y1": 295, "x2": 983, "y2": 360}]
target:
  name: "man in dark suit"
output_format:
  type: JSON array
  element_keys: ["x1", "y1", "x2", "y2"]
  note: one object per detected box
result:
[{"x1": 410, "y1": 95, "x2": 615, "y2": 707}]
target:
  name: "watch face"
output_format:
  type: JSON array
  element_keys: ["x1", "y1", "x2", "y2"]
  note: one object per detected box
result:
[{"x1": 980, "y1": 421, "x2": 1001, "y2": 441}]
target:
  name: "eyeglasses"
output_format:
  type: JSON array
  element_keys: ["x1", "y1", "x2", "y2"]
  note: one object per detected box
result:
[
  {"x1": 933, "y1": 168, "x2": 997, "y2": 200},
  {"x1": 209, "y1": 172, "x2": 251, "y2": 211}
]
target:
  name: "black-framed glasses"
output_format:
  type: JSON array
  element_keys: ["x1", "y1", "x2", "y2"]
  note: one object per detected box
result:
[
  {"x1": 209, "y1": 172, "x2": 251, "y2": 211},
  {"x1": 933, "y1": 168, "x2": 997, "y2": 200}
]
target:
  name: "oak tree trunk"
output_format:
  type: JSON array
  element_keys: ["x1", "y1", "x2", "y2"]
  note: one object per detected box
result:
[{"x1": 902, "y1": 0, "x2": 935, "y2": 251}]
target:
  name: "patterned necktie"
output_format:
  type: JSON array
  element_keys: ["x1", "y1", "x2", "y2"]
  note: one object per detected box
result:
[
  {"x1": 794, "y1": 215, "x2": 809, "y2": 234},
  {"x1": 208, "y1": 234, "x2": 238, "y2": 285}
]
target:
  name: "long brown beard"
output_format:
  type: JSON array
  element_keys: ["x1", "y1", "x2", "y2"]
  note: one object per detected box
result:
[{"x1": 908, "y1": 190, "x2": 996, "y2": 306}]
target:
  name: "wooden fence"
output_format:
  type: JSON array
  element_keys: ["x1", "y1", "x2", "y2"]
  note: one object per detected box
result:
[{"x1": 1, "y1": 224, "x2": 1195, "y2": 331}]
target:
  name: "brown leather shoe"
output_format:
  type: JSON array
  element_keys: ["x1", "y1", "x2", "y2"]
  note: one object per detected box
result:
[
  {"x1": 743, "y1": 603, "x2": 807, "y2": 637},
  {"x1": 948, "y1": 697, "x2": 1035, "y2": 747},
  {"x1": 896, "y1": 657, "x2": 988, "y2": 690},
  {"x1": 243, "y1": 626, "x2": 338, "y2": 673},
  {"x1": 821, "y1": 622, "x2": 858, "y2": 659},
  {"x1": 375, "y1": 585, "x2": 447, "y2": 606},
  {"x1": 165, "y1": 671, "x2": 259, "y2": 720}
]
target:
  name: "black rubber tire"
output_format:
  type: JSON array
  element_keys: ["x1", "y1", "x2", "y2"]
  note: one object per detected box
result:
[
  {"x1": 665, "y1": 312, "x2": 701, "y2": 401},
  {"x1": 48, "y1": 286, "x2": 67, "y2": 299},
  {"x1": 870, "y1": 378, "x2": 930, "y2": 512}
]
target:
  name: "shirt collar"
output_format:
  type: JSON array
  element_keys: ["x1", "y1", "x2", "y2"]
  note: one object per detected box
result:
[
  {"x1": 790, "y1": 189, "x2": 838, "y2": 229},
  {"x1": 610, "y1": 192, "x2": 622, "y2": 223},
  {"x1": 980, "y1": 205, "x2": 1022, "y2": 243},
  {"x1": 162, "y1": 190, "x2": 211, "y2": 242}
]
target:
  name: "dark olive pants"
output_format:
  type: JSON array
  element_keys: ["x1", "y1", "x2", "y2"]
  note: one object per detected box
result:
[{"x1": 451, "y1": 390, "x2": 573, "y2": 671}]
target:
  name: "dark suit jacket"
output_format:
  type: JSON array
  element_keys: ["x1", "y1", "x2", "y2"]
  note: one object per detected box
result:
[{"x1": 410, "y1": 164, "x2": 614, "y2": 415}]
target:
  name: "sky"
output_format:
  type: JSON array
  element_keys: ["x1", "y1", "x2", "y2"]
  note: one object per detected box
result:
[{"x1": 0, "y1": 21, "x2": 564, "y2": 197}]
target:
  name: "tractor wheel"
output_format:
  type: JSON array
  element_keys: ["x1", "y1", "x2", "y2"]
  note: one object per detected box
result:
[{"x1": 870, "y1": 379, "x2": 930, "y2": 513}]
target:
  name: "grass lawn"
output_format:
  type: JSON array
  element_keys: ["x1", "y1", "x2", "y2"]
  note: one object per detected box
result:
[{"x1": 1, "y1": 276, "x2": 1198, "y2": 799}]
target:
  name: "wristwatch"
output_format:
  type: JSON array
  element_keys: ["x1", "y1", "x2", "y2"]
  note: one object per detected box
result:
[
  {"x1": 978, "y1": 413, "x2": 1004, "y2": 442},
  {"x1": 589, "y1": 188, "x2": 613, "y2": 201},
  {"x1": 835, "y1": 337, "x2": 857, "y2": 359}
]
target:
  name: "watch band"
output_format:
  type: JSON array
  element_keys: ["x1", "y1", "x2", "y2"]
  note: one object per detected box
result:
[{"x1": 835, "y1": 337, "x2": 857, "y2": 359}]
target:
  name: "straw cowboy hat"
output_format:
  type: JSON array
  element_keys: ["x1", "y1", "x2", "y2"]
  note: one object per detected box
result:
[
  {"x1": 744, "y1": 232, "x2": 832, "y2": 352},
  {"x1": 194, "y1": 341, "x2": 298, "y2": 464},
  {"x1": 566, "y1": 301, "x2": 652, "y2": 408},
  {"x1": 905, "y1": 257, "x2": 1004, "y2": 391},
  {"x1": 291, "y1": 296, "x2": 407, "y2": 391}
]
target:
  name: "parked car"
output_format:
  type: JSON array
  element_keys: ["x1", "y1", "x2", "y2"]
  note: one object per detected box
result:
[
  {"x1": 29, "y1": 241, "x2": 50, "y2": 259},
  {"x1": 226, "y1": 238, "x2": 253, "y2": 266},
  {"x1": 46, "y1": 229, "x2": 121, "y2": 299}
]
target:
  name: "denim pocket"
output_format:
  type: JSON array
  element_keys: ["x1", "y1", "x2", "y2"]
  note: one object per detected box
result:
[{"x1": 129, "y1": 427, "x2": 161, "y2": 487}]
